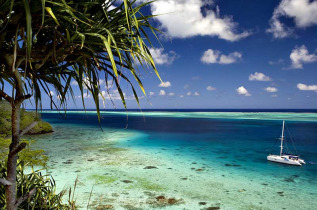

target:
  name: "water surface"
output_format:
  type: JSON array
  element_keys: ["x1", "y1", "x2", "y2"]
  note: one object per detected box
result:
[{"x1": 31, "y1": 111, "x2": 317, "y2": 209}]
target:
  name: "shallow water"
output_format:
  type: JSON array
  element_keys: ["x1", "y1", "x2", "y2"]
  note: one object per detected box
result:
[{"x1": 30, "y1": 111, "x2": 317, "y2": 209}]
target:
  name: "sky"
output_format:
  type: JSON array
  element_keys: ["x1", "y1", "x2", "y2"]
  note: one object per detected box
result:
[{"x1": 38, "y1": 0, "x2": 317, "y2": 109}]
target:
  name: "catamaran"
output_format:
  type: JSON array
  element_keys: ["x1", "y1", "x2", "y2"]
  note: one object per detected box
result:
[{"x1": 267, "y1": 121, "x2": 305, "y2": 166}]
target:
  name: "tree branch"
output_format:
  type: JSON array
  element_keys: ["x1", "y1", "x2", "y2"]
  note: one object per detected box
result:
[
  {"x1": 19, "y1": 121, "x2": 38, "y2": 136},
  {"x1": 8, "y1": 143, "x2": 27, "y2": 158},
  {"x1": 0, "y1": 89, "x2": 12, "y2": 103},
  {"x1": 15, "y1": 93, "x2": 32, "y2": 103},
  {"x1": 0, "y1": 178, "x2": 12, "y2": 186},
  {"x1": 15, "y1": 188, "x2": 36, "y2": 208}
]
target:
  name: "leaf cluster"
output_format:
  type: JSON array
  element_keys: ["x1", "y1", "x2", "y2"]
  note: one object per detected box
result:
[
  {"x1": 0, "y1": 161, "x2": 71, "y2": 209},
  {"x1": 0, "y1": 137, "x2": 48, "y2": 167},
  {"x1": 0, "y1": 0, "x2": 161, "y2": 118}
]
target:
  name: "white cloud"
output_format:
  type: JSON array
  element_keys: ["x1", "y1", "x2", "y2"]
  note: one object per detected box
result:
[
  {"x1": 99, "y1": 79, "x2": 105, "y2": 85},
  {"x1": 180, "y1": 95, "x2": 184, "y2": 98},
  {"x1": 271, "y1": 94, "x2": 278, "y2": 97},
  {"x1": 265, "y1": 87, "x2": 278, "y2": 92},
  {"x1": 83, "y1": 93, "x2": 92, "y2": 99},
  {"x1": 236, "y1": 86, "x2": 251, "y2": 96},
  {"x1": 168, "y1": 92, "x2": 175, "y2": 96},
  {"x1": 159, "y1": 81, "x2": 172, "y2": 88},
  {"x1": 269, "y1": 59, "x2": 284, "y2": 65},
  {"x1": 149, "y1": 48, "x2": 178, "y2": 65},
  {"x1": 71, "y1": 80, "x2": 78, "y2": 85},
  {"x1": 99, "y1": 90, "x2": 137, "y2": 101},
  {"x1": 290, "y1": 45, "x2": 317, "y2": 69},
  {"x1": 297, "y1": 83, "x2": 317, "y2": 91},
  {"x1": 71, "y1": 78, "x2": 104, "y2": 89},
  {"x1": 150, "y1": 0, "x2": 250, "y2": 41},
  {"x1": 206, "y1": 86, "x2": 216, "y2": 91},
  {"x1": 186, "y1": 91, "x2": 199, "y2": 96},
  {"x1": 249, "y1": 72, "x2": 272, "y2": 81},
  {"x1": 201, "y1": 49, "x2": 242, "y2": 64},
  {"x1": 149, "y1": 92, "x2": 155, "y2": 96},
  {"x1": 159, "y1": 90, "x2": 166, "y2": 96},
  {"x1": 49, "y1": 91, "x2": 55, "y2": 96},
  {"x1": 267, "y1": 0, "x2": 317, "y2": 38}
]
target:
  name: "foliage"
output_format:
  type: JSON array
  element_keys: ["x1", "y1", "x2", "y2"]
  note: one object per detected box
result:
[
  {"x1": 0, "y1": 161, "x2": 71, "y2": 209},
  {"x1": 0, "y1": 0, "x2": 161, "y2": 208},
  {"x1": 0, "y1": 0, "x2": 161, "y2": 118},
  {"x1": 0, "y1": 102, "x2": 53, "y2": 136},
  {"x1": 0, "y1": 136, "x2": 48, "y2": 167}
]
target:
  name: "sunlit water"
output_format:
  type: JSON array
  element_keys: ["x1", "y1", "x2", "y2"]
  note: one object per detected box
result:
[{"x1": 30, "y1": 111, "x2": 317, "y2": 209}]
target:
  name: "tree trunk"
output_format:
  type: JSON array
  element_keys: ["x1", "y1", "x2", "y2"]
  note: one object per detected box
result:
[{"x1": 5, "y1": 102, "x2": 21, "y2": 210}]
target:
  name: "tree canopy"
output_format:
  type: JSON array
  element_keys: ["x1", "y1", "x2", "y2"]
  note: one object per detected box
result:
[
  {"x1": 0, "y1": 0, "x2": 161, "y2": 208},
  {"x1": 0, "y1": 0, "x2": 161, "y2": 114}
]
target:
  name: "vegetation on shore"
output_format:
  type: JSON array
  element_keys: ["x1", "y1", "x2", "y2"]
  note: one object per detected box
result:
[
  {"x1": 0, "y1": 161, "x2": 75, "y2": 209},
  {"x1": 0, "y1": 137, "x2": 48, "y2": 167},
  {"x1": 0, "y1": 102, "x2": 53, "y2": 136}
]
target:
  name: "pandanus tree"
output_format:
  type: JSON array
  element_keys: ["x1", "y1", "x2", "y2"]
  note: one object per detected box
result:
[{"x1": 0, "y1": 0, "x2": 161, "y2": 209}]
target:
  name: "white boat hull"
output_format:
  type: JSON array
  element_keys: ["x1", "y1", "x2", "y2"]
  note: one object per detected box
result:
[{"x1": 267, "y1": 155, "x2": 302, "y2": 166}]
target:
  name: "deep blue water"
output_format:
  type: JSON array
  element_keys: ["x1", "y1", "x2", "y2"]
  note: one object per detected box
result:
[
  {"x1": 40, "y1": 111, "x2": 317, "y2": 180},
  {"x1": 35, "y1": 110, "x2": 317, "y2": 209}
]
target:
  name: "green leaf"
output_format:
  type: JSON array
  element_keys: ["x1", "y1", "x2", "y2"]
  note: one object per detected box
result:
[
  {"x1": 22, "y1": 0, "x2": 32, "y2": 60},
  {"x1": 45, "y1": 7, "x2": 60, "y2": 25}
]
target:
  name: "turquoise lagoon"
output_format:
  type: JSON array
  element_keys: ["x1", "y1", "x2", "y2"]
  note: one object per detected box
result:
[{"x1": 30, "y1": 111, "x2": 317, "y2": 209}]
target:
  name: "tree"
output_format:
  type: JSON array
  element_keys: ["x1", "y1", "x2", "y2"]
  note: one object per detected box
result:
[{"x1": 0, "y1": 0, "x2": 161, "y2": 209}]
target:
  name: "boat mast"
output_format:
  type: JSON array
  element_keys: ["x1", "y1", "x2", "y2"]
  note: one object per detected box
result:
[{"x1": 280, "y1": 121, "x2": 285, "y2": 156}]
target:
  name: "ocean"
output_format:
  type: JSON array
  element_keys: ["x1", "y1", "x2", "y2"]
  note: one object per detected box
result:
[{"x1": 30, "y1": 110, "x2": 317, "y2": 209}]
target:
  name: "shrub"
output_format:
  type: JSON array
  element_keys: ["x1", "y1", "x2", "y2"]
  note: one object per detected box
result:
[{"x1": 0, "y1": 161, "x2": 70, "y2": 209}]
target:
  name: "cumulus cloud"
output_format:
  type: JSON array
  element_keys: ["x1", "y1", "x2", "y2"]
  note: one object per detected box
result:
[
  {"x1": 83, "y1": 93, "x2": 92, "y2": 99},
  {"x1": 99, "y1": 90, "x2": 136, "y2": 101},
  {"x1": 297, "y1": 83, "x2": 317, "y2": 91},
  {"x1": 290, "y1": 45, "x2": 317, "y2": 69},
  {"x1": 201, "y1": 49, "x2": 242, "y2": 64},
  {"x1": 206, "y1": 86, "x2": 216, "y2": 91},
  {"x1": 249, "y1": 72, "x2": 272, "y2": 81},
  {"x1": 186, "y1": 91, "x2": 200, "y2": 96},
  {"x1": 49, "y1": 91, "x2": 55, "y2": 96},
  {"x1": 168, "y1": 92, "x2": 175, "y2": 96},
  {"x1": 236, "y1": 86, "x2": 251, "y2": 96},
  {"x1": 71, "y1": 78, "x2": 106, "y2": 89},
  {"x1": 149, "y1": 48, "x2": 179, "y2": 65},
  {"x1": 265, "y1": 87, "x2": 278, "y2": 92},
  {"x1": 150, "y1": 0, "x2": 250, "y2": 41},
  {"x1": 149, "y1": 92, "x2": 155, "y2": 96},
  {"x1": 269, "y1": 59, "x2": 284, "y2": 65},
  {"x1": 159, "y1": 90, "x2": 166, "y2": 96},
  {"x1": 267, "y1": 0, "x2": 317, "y2": 38},
  {"x1": 159, "y1": 81, "x2": 172, "y2": 88}
]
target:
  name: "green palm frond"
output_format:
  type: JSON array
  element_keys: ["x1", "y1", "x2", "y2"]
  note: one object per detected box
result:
[{"x1": 0, "y1": 0, "x2": 161, "y2": 120}]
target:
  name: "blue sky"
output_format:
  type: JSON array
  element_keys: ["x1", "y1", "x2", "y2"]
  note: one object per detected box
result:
[{"x1": 41, "y1": 0, "x2": 317, "y2": 109}]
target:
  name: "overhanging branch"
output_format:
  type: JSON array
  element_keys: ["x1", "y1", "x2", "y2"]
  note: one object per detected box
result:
[
  {"x1": 0, "y1": 89, "x2": 12, "y2": 103},
  {"x1": 15, "y1": 93, "x2": 32, "y2": 103},
  {"x1": 0, "y1": 178, "x2": 12, "y2": 186},
  {"x1": 19, "y1": 121, "x2": 38, "y2": 136},
  {"x1": 15, "y1": 188, "x2": 36, "y2": 208},
  {"x1": 8, "y1": 143, "x2": 27, "y2": 158}
]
